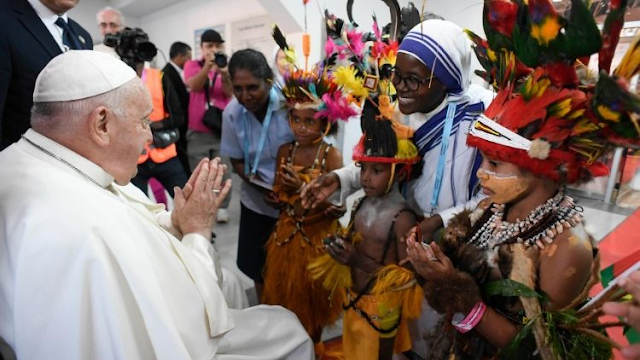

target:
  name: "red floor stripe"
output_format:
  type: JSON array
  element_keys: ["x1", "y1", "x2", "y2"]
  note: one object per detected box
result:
[{"x1": 591, "y1": 208, "x2": 640, "y2": 359}]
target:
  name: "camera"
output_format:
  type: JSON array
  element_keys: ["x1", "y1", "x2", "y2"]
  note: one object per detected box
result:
[
  {"x1": 104, "y1": 27, "x2": 157, "y2": 69},
  {"x1": 213, "y1": 51, "x2": 228, "y2": 68}
]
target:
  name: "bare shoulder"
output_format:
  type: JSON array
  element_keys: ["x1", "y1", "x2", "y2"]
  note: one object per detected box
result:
[
  {"x1": 538, "y1": 225, "x2": 593, "y2": 308},
  {"x1": 540, "y1": 226, "x2": 593, "y2": 267},
  {"x1": 276, "y1": 142, "x2": 293, "y2": 163},
  {"x1": 325, "y1": 144, "x2": 343, "y2": 171},
  {"x1": 394, "y1": 209, "x2": 418, "y2": 238}
]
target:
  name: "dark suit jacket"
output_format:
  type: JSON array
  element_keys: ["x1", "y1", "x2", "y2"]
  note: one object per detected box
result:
[
  {"x1": 161, "y1": 62, "x2": 191, "y2": 174},
  {"x1": 0, "y1": 0, "x2": 93, "y2": 149},
  {"x1": 162, "y1": 62, "x2": 189, "y2": 120}
]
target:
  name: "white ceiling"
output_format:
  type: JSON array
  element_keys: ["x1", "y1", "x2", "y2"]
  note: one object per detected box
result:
[{"x1": 107, "y1": 0, "x2": 190, "y2": 18}]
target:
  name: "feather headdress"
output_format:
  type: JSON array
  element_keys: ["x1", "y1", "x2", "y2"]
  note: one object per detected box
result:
[
  {"x1": 272, "y1": 25, "x2": 357, "y2": 124},
  {"x1": 466, "y1": 0, "x2": 640, "y2": 184}
]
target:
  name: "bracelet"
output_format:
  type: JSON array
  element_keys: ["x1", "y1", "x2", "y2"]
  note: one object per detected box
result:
[{"x1": 451, "y1": 301, "x2": 486, "y2": 333}]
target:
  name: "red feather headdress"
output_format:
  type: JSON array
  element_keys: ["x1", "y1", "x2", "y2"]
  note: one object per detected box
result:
[{"x1": 466, "y1": 0, "x2": 640, "y2": 184}]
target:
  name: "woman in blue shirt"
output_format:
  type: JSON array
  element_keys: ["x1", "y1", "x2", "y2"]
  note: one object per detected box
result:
[{"x1": 221, "y1": 49, "x2": 295, "y2": 299}]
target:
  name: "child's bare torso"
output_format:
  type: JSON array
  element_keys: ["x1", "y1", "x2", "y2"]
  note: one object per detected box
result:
[{"x1": 351, "y1": 191, "x2": 408, "y2": 292}]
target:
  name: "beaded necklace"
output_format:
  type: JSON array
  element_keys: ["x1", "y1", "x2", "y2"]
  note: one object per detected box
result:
[
  {"x1": 274, "y1": 141, "x2": 331, "y2": 246},
  {"x1": 468, "y1": 192, "x2": 583, "y2": 250}
]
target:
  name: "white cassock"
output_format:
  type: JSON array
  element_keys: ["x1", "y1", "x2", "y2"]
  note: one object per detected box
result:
[{"x1": 0, "y1": 130, "x2": 312, "y2": 360}]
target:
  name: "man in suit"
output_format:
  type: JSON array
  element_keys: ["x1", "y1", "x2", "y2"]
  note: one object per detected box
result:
[
  {"x1": 163, "y1": 42, "x2": 192, "y2": 175},
  {"x1": 0, "y1": 0, "x2": 93, "y2": 149}
]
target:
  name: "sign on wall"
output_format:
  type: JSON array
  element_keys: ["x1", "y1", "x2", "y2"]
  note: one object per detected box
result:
[{"x1": 230, "y1": 15, "x2": 276, "y2": 62}]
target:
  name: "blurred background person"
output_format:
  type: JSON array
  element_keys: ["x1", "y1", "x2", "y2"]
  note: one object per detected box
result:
[
  {"x1": 271, "y1": 47, "x2": 291, "y2": 88},
  {"x1": 94, "y1": 6, "x2": 124, "y2": 58},
  {"x1": 164, "y1": 41, "x2": 193, "y2": 176},
  {"x1": 185, "y1": 29, "x2": 233, "y2": 223}
]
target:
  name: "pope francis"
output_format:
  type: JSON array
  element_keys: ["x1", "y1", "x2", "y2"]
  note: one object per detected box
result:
[{"x1": 0, "y1": 50, "x2": 313, "y2": 359}]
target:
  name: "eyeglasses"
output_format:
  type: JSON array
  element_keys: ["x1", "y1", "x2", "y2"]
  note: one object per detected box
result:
[
  {"x1": 139, "y1": 117, "x2": 152, "y2": 129},
  {"x1": 98, "y1": 22, "x2": 123, "y2": 30},
  {"x1": 390, "y1": 68, "x2": 434, "y2": 91}
]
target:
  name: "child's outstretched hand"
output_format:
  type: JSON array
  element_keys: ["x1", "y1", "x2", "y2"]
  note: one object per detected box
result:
[
  {"x1": 406, "y1": 236, "x2": 454, "y2": 281},
  {"x1": 324, "y1": 204, "x2": 347, "y2": 219},
  {"x1": 323, "y1": 235, "x2": 356, "y2": 266}
]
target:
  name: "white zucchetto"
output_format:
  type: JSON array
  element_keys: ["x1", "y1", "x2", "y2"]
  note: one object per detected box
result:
[{"x1": 33, "y1": 50, "x2": 136, "y2": 102}]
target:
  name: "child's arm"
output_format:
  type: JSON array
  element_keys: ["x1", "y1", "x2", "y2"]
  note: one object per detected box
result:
[
  {"x1": 407, "y1": 228, "x2": 593, "y2": 348},
  {"x1": 393, "y1": 211, "x2": 418, "y2": 268},
  {"x1": 272, "y1": 144, "x2": 289, "y2": 192},
  {"x1": 321, "y1": 146, "x2": 346, "y2": 218},
  {"x1": 325, "y1": 236, "x2": 385, "y2": 274}
]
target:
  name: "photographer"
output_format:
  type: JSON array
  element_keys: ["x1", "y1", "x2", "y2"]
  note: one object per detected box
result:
[
  {"x1": 107, "y1": 27, "x2": 188, "y2": 200},
  {"x1": 184, "y1": 29, "x2": 233, "y2": 222}
]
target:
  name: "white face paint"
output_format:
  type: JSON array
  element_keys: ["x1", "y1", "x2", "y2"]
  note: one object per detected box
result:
[{"x1": 477, "y1": 168, "x2": 530, "y2": 204}]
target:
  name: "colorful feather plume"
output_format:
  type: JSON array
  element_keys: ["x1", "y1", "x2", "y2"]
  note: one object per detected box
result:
[{"x1": 468, "y1": 0, "x2": 640, "y2": 185}]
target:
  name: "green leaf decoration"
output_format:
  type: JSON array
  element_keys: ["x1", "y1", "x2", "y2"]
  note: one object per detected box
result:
[
  {"x1": 500, "y1": 315, "x2": 538, "y2": 359},
  {"x1": 484, "y1": 279, "x2": 542, "y2": 298}
]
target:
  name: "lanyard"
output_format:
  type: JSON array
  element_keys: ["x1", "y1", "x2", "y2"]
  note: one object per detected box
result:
[
  {"x1": 430, "y1": 102, "x2": 457, "y2": 213},
  {"x1": 243, "y1": 88, "x2": 276, "y2": 178}
]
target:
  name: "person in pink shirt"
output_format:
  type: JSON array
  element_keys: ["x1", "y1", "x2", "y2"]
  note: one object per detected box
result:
[{"x1": 184, "y1": 29, "x2": 233, "y2": 222}]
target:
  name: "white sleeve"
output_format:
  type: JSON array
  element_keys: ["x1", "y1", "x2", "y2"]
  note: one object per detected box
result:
[
  {"x1": 156, "y1": 211, "x2": 182, "y2": 239},
  {"x1": 182, "y1": 234, "x2": 223, "y2": 287},
  {"x1": 155, "y1": 212, "x2": 223, "y2": 286},
  {"x1": 437, "y1": 191, "x2": 487, "y2": 227},
  {"x1": 332, "y1": 163, "x2": 361, "y2": 205}
]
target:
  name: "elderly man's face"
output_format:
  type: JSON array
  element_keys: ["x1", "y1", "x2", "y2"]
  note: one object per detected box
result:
[
  {"x1": 97, "y1": 10, "x2": 124, "y2": 37},
  {"x1": 40, "y1": 0, "x2": 79, "y2": 15},
  {"x1": 110, "y1": 82, "x2": 153, "y2": 185}
]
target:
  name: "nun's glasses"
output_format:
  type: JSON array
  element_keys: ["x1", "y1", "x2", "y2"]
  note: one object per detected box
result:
[{"x1": 390, "y1": 68, "x2": 435, "y2": 91}]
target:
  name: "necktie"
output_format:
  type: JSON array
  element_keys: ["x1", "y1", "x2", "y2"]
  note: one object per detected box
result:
[{"x1": 55, "y1": 17, "x2": 81, "y2": 50}]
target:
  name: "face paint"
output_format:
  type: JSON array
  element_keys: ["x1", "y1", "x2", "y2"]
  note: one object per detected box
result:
[{"x1": 477, "y1": 168, "x2": 530, "y2": 204}]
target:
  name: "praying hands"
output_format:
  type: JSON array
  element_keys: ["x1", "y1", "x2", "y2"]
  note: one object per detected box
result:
[{"x1": 171, "y1": 157, "x2": 232, "y2": 239}]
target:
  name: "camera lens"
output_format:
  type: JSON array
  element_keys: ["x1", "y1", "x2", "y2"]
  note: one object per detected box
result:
[
  {"x1": 103, "y1": 33, "x2": 119, "y2": 48},
  {"x1": 214, "y1": 52, "x2": 228, "y2": 68},
  {"x1": 136, "y1": 41, "x2": 158, "y2": 62}
]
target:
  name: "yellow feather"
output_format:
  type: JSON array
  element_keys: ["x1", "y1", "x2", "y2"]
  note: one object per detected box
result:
[
  {"x1": 333, "y1": 66, "x2": 369, "y2": 99},
  {"x1": 370, "y1": 265, "x2": 422, "y2": 319},
  {"x1": 396, "y1": 139, "x2": 418, "y2": 160},
  {"x1": 308, "y1": 254, "x2": 352, "y2": 295},
  {"x1": 614, "y1": 36, "x2": 640, "y2": 80}
]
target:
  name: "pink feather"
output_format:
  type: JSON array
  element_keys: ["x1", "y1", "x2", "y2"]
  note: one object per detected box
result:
[
  {"x1": 372, "y1": 19, "x2": 382, "y2": 40},
  {"x1": 316, "y1": 91, "x2": 358, "y2": 122},
  {"x1": 325, "y1": 38, "x2": 336, "y2": 56},
  {"x1": 347, "y1": 29, "x2": 365, "y2": 58}
]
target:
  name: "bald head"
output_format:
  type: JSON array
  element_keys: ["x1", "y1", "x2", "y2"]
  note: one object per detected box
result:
[{"x1": 97, "y1": 6, "x2": 125, "y2": 37}]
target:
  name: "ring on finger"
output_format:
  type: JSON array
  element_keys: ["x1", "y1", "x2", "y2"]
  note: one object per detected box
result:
[{"x1": 212, "y1": 188, "x2": 221, "y2": 194}]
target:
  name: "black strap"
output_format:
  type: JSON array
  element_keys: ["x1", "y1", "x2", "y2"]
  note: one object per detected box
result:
[
  {"x1": 203, "y1": 71, "x2": 219, "y2": 110},
  {"x1": 341, "y1": 204, "x2": 413, "y2": 335},
  {"x1": 382, "y1": 208, "x2": 416, "y2": 264}
]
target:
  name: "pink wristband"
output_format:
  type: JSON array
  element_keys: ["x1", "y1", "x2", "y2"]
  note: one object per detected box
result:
[{"x1": 452, "y1": 301, "x2": 486, "y2": 333}]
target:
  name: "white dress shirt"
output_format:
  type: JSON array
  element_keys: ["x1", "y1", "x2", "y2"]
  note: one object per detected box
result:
[
  {"x1": 169, "y1": 60, "x2": 185, "y2": 82},
  {"x1": 27, "y1": 0, "x2": 67, "y2": 52}
]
